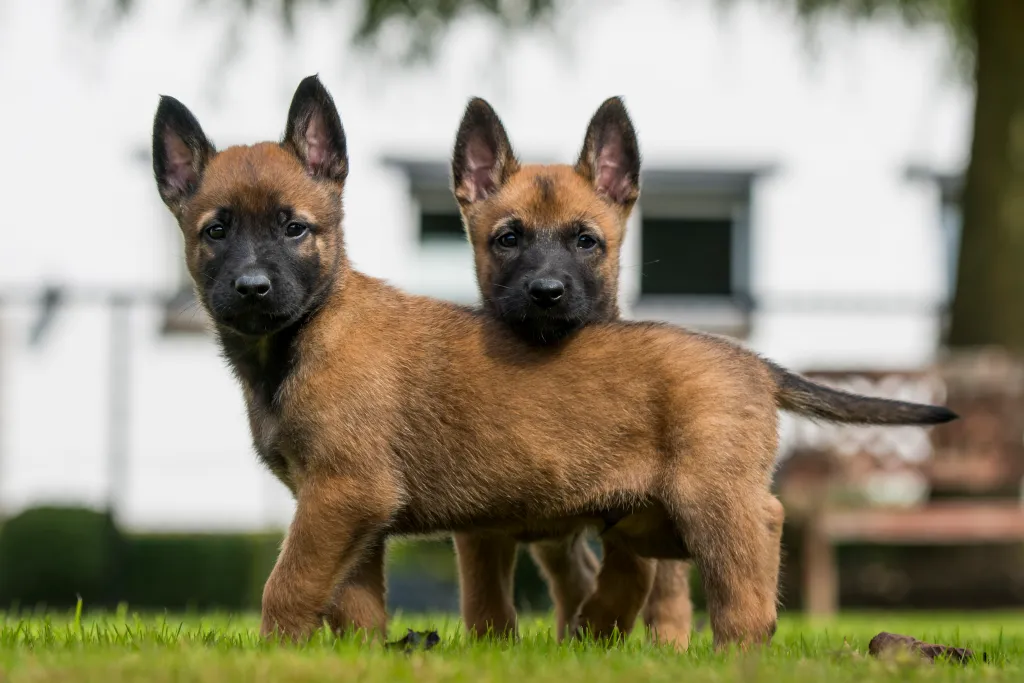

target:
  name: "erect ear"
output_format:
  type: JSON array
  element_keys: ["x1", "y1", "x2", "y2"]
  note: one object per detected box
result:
[
  {"x1": 283, "y1": 75, "x2": 348, "y2": 184},
  {"x1": 451, "y1": 98, "x2": 520, "y2": 206},
  {"x1": 575, "y1": 97, "x2": 641, "y2": 207},
  {"x1": 152, "y1": 96, "x2": 215, "y2": 213}
]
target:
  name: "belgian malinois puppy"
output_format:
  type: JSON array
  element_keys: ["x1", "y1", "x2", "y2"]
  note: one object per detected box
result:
[
  {"x1": 151, "y1": 75, "x2": 956, "y2": 648},
  {"x1": 451, "y1": 97, "x2": 696, "y2": 648},
  {"x1": 448, "y1": 95, "x2": 966, "y2": 647}
]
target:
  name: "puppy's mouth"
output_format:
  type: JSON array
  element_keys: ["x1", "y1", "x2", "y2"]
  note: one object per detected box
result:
[
  {"x1": 219, "y1": 311, "x2": 295, "y2": 337},
  {"x1": 523, "y1": 321, "x2": 582, "y2": 344},
  {"x1": 206, "y1": 298, "x2": 302, "y2": 338},
  {"x1": 503, "y1": 305, "x2": 586, "y2": 345}
]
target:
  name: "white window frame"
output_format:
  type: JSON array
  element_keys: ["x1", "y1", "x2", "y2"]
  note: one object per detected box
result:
[
  {"x1": 627, "y1": 169, "x2": 764, "y2": 338},
  {"x1": 906, "y1": 165, "x2": 963, "y2": 306}
]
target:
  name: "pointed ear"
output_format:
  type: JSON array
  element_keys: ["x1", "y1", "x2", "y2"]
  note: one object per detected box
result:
[
  {"x1": 575, "y1": 97, "x2": 641, "y2": 207},
  {"x1": 283, "y1": 75, "x2": 348, "y2": 184},
  {"x1": 451, "y1": 98, "x2": 520, "y2": 206},
  {"x1": 152, "y1": 96, "x2": 215, "y2": 213}
]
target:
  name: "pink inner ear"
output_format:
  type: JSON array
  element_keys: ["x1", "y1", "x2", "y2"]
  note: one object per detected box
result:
[
  {"x1": 464, "y1": 136, "x2": 498, "y2": 203},
  {"x1": 304, "y1": 112, "x2": 331, "y2": 172},
  {"x1": 163, "y1": 130, "x2": 198, "y2": 194},
  {"x1": 594, "y1": 131, "x2": 633, "y2": 204}
]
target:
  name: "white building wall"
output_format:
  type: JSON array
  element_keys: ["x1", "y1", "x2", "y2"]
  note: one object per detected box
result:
[{"x1": 0, "y1": 0, "x2": 971, "y2": 530}]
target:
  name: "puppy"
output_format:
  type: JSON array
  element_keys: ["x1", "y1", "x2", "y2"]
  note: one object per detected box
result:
[{"x1": 452, "y1": 97, "x2": 696, "y2": 648}]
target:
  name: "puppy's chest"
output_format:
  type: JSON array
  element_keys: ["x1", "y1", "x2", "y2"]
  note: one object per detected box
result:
[{"x1": 247, "y1": 401, "x2": 305, "y2": 492}]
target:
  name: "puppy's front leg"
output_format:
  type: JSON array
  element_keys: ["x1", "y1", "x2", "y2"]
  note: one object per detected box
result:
[
  {"x1": 454, "y1": 531, "x2": 519, "y2": 638},
  {"x1": 261, "y1": 478, "x2": 395, "y2": 641},
  {"x1": 325, "y1": 534, "x2": 388, "y2": 641}
]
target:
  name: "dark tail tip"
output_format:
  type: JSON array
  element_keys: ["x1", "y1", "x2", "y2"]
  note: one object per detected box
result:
[{"x1": 927, "y1": 406, "x2": 959, "y2": 424}]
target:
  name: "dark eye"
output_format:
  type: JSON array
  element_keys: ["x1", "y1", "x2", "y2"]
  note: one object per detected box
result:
[
  {"x1": 285, "y1": 222, "x2": 308, "y2": 238},
  {"x1": 205, "y1": 223, "x2": 226, "y2": 240},
  {"x1": 497, "y1": 232, "x2": 518, "y2": 248},
  {"x1": 577, "y1": 234, "x2": 598, "y2": 250}
]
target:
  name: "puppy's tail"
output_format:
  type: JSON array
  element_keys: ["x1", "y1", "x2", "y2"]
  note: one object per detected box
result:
[{"x1": 767, "y1": 362, "x2": 958, "y2": 426}]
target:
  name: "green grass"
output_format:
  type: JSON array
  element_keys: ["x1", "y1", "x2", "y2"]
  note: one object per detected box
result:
[{"x1": 0, "y1": 608, "x2": 1021, "y2": 682}]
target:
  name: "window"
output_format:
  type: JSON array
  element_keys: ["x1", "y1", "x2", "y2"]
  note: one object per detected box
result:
[
  {"x1": 629, "y1": 169, "x2": 761, "y2": 337},
  {"x1": 384, "y1": 159, "x2": 478, "y2": 305},
  {"x1": 412, "y1": 184, "x2": 465, "y2": 244}
]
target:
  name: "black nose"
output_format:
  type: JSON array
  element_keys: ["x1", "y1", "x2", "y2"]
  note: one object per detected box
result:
[
  {"x1": 528, "y1": 278, "x2": 565, "y2": 308},
  {"x1": 234, "y1": 272, "x2": 272, "y2": 298}
]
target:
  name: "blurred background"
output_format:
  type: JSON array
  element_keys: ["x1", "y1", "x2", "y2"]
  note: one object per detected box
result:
[{"x1": 0, "y1": 0, "x2": 1022, "y2": 618}]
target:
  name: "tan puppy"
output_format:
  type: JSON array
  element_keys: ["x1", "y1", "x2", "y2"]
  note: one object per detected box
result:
[{"x1": 451, "y1": 97, "x2": 696, "y2": 648}]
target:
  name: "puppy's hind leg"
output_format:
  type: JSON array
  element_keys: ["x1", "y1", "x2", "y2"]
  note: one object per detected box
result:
[
  {"x1": 574, "y1": 534, "x2": 655, "y2": 644},
  {"x1": 530, "y1": 532, "x2": 600, "y2": 640},
  {"x1": 643, "y1": 560, "x2": 694, "y2": 651}
]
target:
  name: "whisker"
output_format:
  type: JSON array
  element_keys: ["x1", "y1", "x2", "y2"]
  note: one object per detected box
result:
[{"x1": 619, "y1": 259, "x2": 661, "y2": 271}]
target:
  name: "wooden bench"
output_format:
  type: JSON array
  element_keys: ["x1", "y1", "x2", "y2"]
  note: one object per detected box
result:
[
  {"x1": 803, "y1": 501, "x2": 1024, "y2": 616},
  {"x1": 778, "y1": 356, "x2": 1024, "y2": 615}
]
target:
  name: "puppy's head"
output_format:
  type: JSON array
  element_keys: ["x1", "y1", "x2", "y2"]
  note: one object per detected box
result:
[
  {"x1": 451, "y1": 97, "x2": 640, "y2": 345},
  {"x1": 152, "y1": 75, "x2": 348, "y2": 339}
]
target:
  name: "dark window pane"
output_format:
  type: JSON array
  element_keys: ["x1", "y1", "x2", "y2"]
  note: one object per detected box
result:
[
  {"x1": 641, "y1": 218, "x2": 732, "y2": 296},
  {"x1": 421, "y1": 212, "x2": 465, "y2": 240}
]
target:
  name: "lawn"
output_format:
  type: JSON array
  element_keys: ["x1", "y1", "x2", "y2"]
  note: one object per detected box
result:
[{"x1": 0, "y1": 608, "x2": 1021, "y2": 682}]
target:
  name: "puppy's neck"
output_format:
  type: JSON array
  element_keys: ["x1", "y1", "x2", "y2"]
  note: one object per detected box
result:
[
  {"x1": 217, "y1": 257, "x2": 347, "y2": 411},
  {"x1": 218, "y1": 319, "x2": 307, "y2": 412}
]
